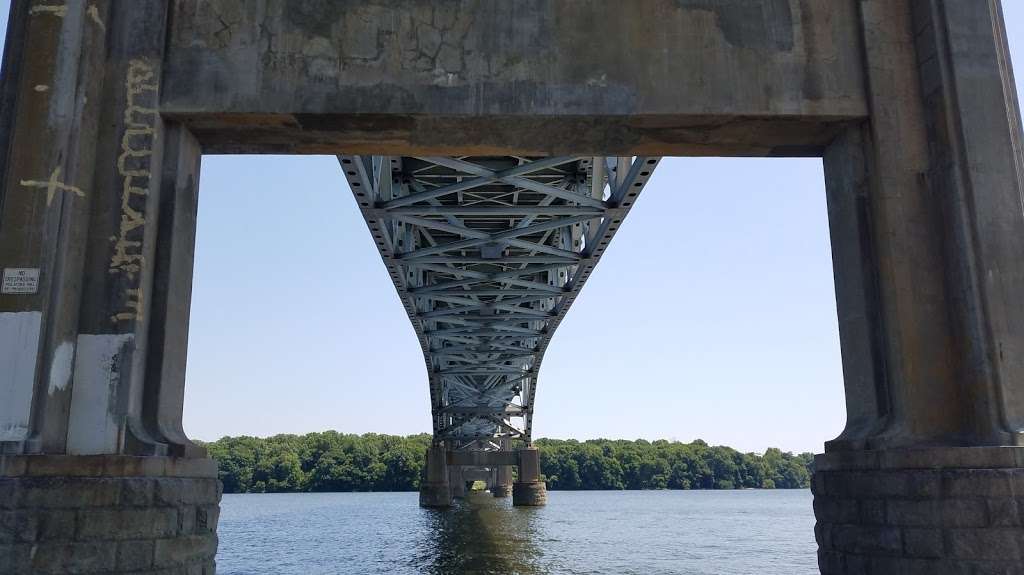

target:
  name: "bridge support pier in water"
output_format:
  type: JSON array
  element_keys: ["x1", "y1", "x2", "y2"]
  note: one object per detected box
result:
[
  {"x1": 492, "y1": 465, "x2": 513, "y2": 498},
  {"x1": 419, "y1": 447, "x2": 546, "y2": 507},
  {"x1": 512, "y1": 447, "x2": 547, "y2": 507},
  {"x1": 449, "y1": 466, "x2": 467, "y2": 500},
  {"x1": 418, "y1": 446, "x2": 452, "y2": 508},
  {"x1": 810, "y1": 3, "x2": 1024, "y2": 572}
]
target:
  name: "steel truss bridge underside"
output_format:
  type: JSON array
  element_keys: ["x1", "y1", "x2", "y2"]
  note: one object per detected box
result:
[{"x1": 339, "y1": 155, "x2": 660, "y2": 450}]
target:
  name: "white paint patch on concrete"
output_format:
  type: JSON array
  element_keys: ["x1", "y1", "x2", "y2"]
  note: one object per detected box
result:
[
  {"x1": 0, "y1": 311, "x2": 42, "y2": 442},
  {"x1": 0, "y1": 423, "x2": 30, "y2": 442},
  {"x1": 48, "y1": 341, "x2": 75, "y2": 394},
  {"x1": 67, "y1": 333, "x2": 133, "y2": 454},
  {"x1": 87, "y1": 4, "x2": 105, "y2": 31},
  {"x1": 29, "y1": 5, "x2": 68, "y2": 17}
]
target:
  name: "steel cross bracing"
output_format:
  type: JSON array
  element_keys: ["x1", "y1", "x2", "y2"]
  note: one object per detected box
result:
[{"x1": 339, "y1": 155, "x2": 660, "y2": 446}]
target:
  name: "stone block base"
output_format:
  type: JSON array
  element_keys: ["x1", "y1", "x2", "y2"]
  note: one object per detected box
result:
[
  {"x1": 814, "y1": 450, "x2": 1024, "y2": 574},
  {"x1": 491, "y1": 484, "x2": 512, "y2": 498},
  {"x1": 0, "y1": 455, "x2": 221, "y2": 574},
  {"x1": 512, "y1": 481, "x2": 547, "y2": 506},
  {"x1": 418, "y1": 481, "x2": 452, "y2": 508}
]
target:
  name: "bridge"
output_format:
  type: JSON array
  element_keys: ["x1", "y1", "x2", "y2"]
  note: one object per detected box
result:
[
  {"x1": 340, "y1": 154, "x2": 658, "y2": 505},
  {"x1": 1, "y1": 1, "x2": 1023, "y2": 574}
]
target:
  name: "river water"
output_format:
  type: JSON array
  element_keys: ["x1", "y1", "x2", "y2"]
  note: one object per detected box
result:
[{"x1": 216, "y1": 490, "x2": 818, "y2": 574}]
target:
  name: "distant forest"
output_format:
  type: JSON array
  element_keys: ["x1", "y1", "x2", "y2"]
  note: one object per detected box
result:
[{"x1": 202, "y1": 432, "x2": 815, "y2": 494}]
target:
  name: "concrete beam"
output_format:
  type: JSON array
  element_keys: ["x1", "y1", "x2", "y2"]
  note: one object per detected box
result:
[
  {"x1": 447, "y1": 450, "x2": 519, "y2": 467},
  {"x1": 160, "y1": 0, "x2": 868, "y2": 156},
  {"x1": 461, "y1": 468, "x2": 492, "y2": 483}
]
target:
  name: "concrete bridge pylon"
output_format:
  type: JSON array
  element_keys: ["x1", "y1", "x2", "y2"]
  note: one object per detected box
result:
[
  {"x1": 492, "y1": 464, "x2": 513, "y2": 499},
  {"x1": 422, "y1": 445, "x2": 547, "y2": 507},
  {"x1": 1, "y1": 1, "x2": 1024, "y2": 573}
]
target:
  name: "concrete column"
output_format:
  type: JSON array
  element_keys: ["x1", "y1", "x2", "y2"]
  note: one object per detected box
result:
[
  {"x1": 512, "y1": 447, "x2": 547, "y2": 506},
  {"x1": 0, "y1": 4, "x2": 220, "y2": 573},
  {"x1": 0, "y1": 0, "x2": 111, "y2": 455},
  {"x1": 492, "y1": 437, "x2": 513, "y2": 497},
  {"x1": 492, "y1": 465, "x2": 513, "y2": 498},
  {"x1": 816, "y1": 1, "x2": 1024, "y2": 572},
  {"x1": 0, "y1": 0, "x2": 203, "y2": 459},
  {"x1": 418, "y1": 446, "x2": 451, "y2": 508},
  {"x1": 449, "y1": 465, "x2": 466, "y2": 499},
  {"x1": 70, "y1": 0, "x2": 182, "y2": 457}
]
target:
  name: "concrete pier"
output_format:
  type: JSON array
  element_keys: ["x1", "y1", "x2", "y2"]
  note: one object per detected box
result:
[
  {"x1": 492, "y1": 466, "x2": 513, "y2": 498},
  {"x1": 1, "y1": 1, "x2": 1022, "y2": 572},
  {"x1": 418, "y1": 447, "x2": 452, "y2": 508},
  {"x1": 449, "y1": 466, "x2": 467, "y2": 500},
  {"x1": 809, "y1": 2, "x2": 1024, "y2": 571},
  {"x1": 512, "y1": 448, "x2": 548, "y2": 507},
  {"x1": 491, "y1": 484, "x2": 513, "y2": 498},
  {"x1": 419, "y1": 448, "x2": 544, "y2": 507}
]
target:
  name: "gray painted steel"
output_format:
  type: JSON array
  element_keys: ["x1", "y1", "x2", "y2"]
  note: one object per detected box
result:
[{"x1": 340, "y1": 156, "x2": 658, "y2": 446}]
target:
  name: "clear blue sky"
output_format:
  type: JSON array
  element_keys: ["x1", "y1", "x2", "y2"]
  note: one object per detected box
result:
[{"x1": 3, "y1": 4, "x2": 1023, "y2": 454}]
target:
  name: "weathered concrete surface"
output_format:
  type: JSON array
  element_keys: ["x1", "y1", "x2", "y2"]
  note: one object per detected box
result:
[
  {"x1": 418, "y1": 446, "x2": 451, "y2": 508},
  {"x1": 460, "y1": 468, "x2": 492, "y2": 484},
  {"x1": 73, "y1": 0, "x2": 185, "y2": 459},
  {"x1": 512, "y1": 447, "x2": 547, "y2": 507},
  {"x1": 0, "y1": 456, "x2": 221, "y2": 575},
  {"x1": 421, "y1": 447, "x2": 538, "y2": 505},
  {"x1": 810, "y1": 1, "x2": 1024, "y2": 570},
  {"x1": 814, "y1": 449, "x2": 1024, "y2": 574},
  {"x1": 449, "y1": 465, "x2": 466, "y2": 499},
  {"x1": 448, "y1": 450, "x2": 518, "y2": 467},
  {"x1": 0, "y1": 0, "x2": 206, "y2": 459},
  {"x1": 820, "y1": 0, "x2": 1024, "y2": 452},
  {"x1": 1, "y1": 0, "x2": 1023, "y2": 572},
  {"x1": 511, "y1": 482, "x2": 547, "y2": 507},
  {"x1": 912, "y1": 0, "x2": 1024, "y2": 446},
  {"x1": 492, "y1": 465, "x2": 512, "y2": 498},
  {"x1": 418, "y1": 483, "x2": 452, "y2": 508},
  {"x1": 0, "y1": 0, "x2": 111, "y2": 454},
  {"x1": 160, "y1": 0, "x2": 868, "y2": 155}
]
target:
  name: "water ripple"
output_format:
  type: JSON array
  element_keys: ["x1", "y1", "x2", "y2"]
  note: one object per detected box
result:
[{"x1": 216, "y1": 490, "x2": 818, "y2": 575}]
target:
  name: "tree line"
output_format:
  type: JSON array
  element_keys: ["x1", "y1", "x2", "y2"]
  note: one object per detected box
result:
[
  {"x1": 536, "y1": 438, "x2": 813, "y2": 490},
  {"x1": 201, "y1": 432, "x2": 815, "y2": 494}
]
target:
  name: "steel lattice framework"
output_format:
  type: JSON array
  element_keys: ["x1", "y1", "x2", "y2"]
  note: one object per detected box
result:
[{"x1": 339, "y1": 156, "x2": 660, "y2": 446}]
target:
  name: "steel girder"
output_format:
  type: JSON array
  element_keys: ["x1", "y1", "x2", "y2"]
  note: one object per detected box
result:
[{"x1": 339, "y1": 155, "x2": 660, "y2": 446}]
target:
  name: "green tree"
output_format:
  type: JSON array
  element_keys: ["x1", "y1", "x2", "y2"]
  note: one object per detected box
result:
[{"x1": 204, "y1": 433, "x2": 813, "y2": 493}]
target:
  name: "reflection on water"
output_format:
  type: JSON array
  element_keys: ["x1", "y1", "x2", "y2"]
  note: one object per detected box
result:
[
  {"x1": 414, "y1": 492, "x2": 542, "y2": 575},
  {"x1": 216, "y1": 490, "x2": 818, "y2": 575}
]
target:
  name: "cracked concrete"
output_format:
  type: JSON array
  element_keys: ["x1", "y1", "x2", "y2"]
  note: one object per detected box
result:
[{"x1": 159, "y1": 0, "x2": 867, "y2": 155}]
